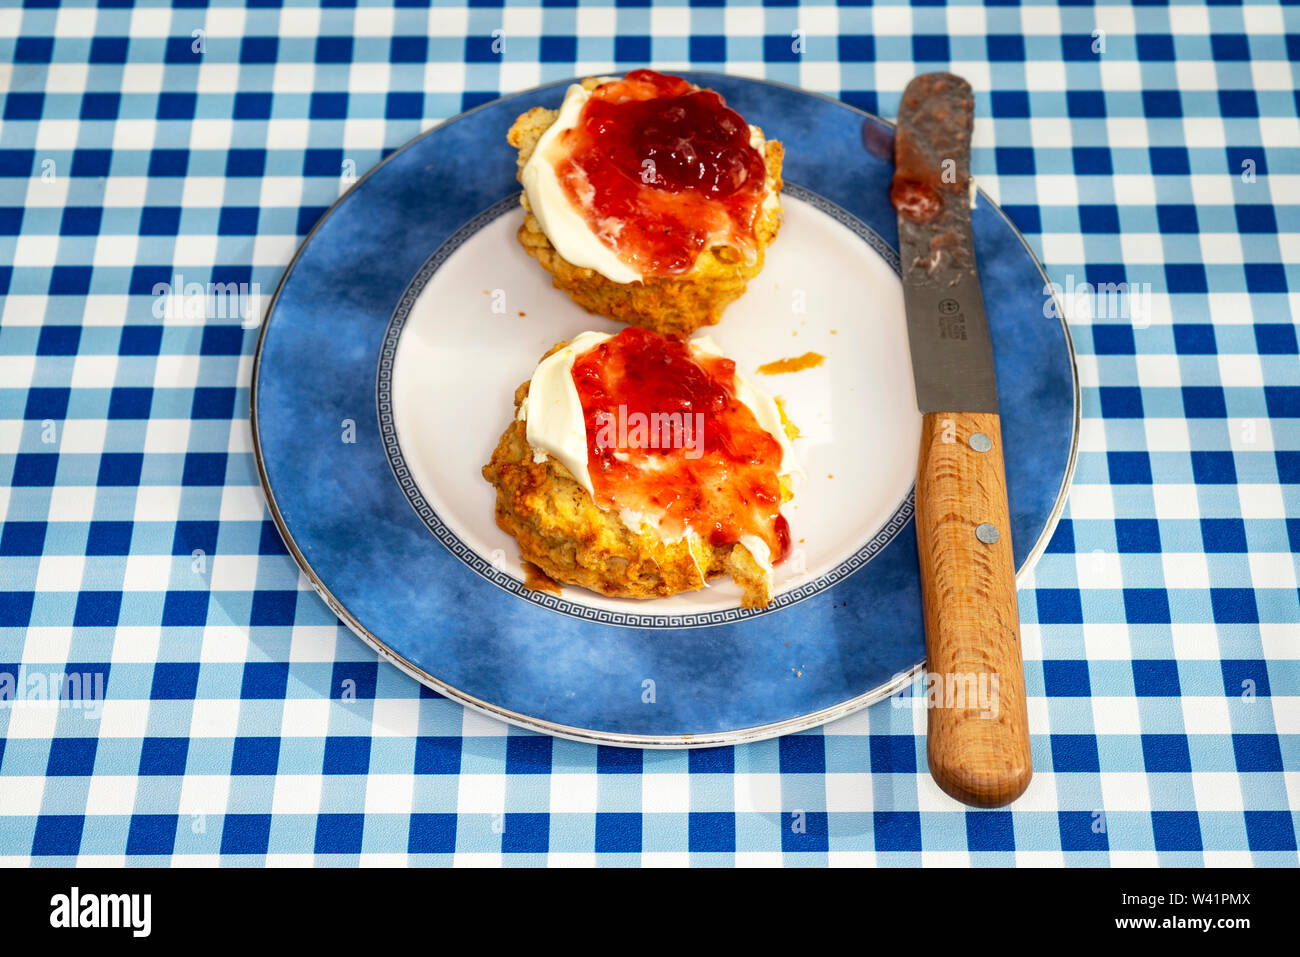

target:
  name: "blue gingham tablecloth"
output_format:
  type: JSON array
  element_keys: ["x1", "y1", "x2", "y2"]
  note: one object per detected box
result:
[{"x1": 0, "y1": 0, "x2": 1297, "y2": 866}]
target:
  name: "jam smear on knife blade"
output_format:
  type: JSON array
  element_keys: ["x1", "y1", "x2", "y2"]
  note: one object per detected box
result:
[{"x1": 890, "y1": 73, "x2": 976, "y2": 273}]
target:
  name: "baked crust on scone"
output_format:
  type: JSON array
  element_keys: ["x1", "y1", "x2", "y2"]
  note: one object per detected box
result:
[
  {"x1": 482, "y1": 374, "x2": 774, "y2": 609},
  {"x1": 507, "y1": 79, "x2": 785, "y2": 336}
]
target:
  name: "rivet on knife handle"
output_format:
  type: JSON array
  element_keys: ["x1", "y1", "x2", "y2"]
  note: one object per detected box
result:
[{"x1": 893, "y1": 73, "x2": 1032, "y2": 807}]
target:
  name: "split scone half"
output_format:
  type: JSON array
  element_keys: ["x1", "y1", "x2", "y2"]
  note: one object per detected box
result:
[
  {"x1": 482, "y1": 327, "x2": 801, "y2": 608},
  {"x1": 508, "y1": 70, "x2": 784, "y2": 336}
]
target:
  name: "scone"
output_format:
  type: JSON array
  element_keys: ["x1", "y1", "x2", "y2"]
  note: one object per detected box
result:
[
  {"x1": 508, "y1": 70, "x2": 784, "y2": 335},
  {"x1": 482, "y1": 327, "x2": 801, "y2": 608}
]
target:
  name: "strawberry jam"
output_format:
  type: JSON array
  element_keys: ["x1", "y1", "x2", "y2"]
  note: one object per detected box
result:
[
  {"x1": 552, "y1": 70, "x2": 770, "y2": 276},
  {"x1": 570, "y1": 327, "x2": 791, "y2": 566}
]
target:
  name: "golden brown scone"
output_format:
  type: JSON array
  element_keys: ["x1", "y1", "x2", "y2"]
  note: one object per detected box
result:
[
  {"x1": 482, "y1": 377, "x2": 774, "y2": 608},
  {"x1": 507, "y1": 79, "x2": 784, "y2": 336}
]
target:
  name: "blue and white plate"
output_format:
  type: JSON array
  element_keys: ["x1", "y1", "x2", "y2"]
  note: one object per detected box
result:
[{"x1": 252, "y1": 74, "x2": 1078, "y2": 746}]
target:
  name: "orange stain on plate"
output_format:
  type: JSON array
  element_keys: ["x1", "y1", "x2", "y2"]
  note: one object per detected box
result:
[{"x1": 757, "y1": 352, "x2": 826, "y2": 375}]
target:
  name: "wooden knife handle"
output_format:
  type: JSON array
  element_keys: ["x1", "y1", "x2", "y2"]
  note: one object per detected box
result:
[{"x1": 916, "y1": 411, "x2": 1032, "y2": 807}]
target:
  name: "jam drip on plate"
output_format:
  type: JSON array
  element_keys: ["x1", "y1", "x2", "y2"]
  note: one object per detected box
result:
[
  {"x1": 571, "y1": 327, "x2": 791, "y2": 565},
  {"x1": 554, "y1": 70, "x2": 770, "y2": 276}
]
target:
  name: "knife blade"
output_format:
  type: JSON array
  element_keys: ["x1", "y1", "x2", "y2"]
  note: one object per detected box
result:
[
  {"x1": 892, "y1": 72, "x2": 1032, "y2": 808},
  {"x1": 892, "y1": 73, "x2": 998, "y2": 414}
]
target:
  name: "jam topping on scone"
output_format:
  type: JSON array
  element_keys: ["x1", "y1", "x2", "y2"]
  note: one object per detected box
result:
[
  {"x1": 548, "y1": 70, "x2": 772, "y2": 277},
  {"x1": 570, "y1": 327, "x2": 792, "y2": 569}
]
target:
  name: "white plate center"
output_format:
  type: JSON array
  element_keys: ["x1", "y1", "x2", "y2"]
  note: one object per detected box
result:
[{"x1": 388, "y1": 190, "x2": 921, "y2": 622}]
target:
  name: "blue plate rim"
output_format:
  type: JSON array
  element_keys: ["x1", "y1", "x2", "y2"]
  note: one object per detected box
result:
[{"x1": 250, "y1": 73, "x2": 1081, "y2": 748}]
